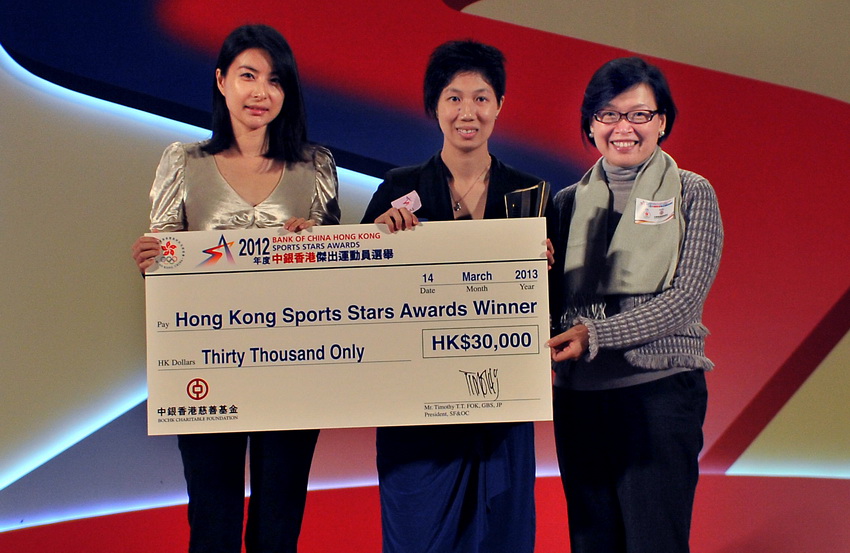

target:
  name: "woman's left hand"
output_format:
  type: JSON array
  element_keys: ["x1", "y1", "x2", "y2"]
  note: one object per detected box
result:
[
  {"x1": 546, "y1": 324, "x2": 589, "y2": 362},
  {"x1": 545, "y1": 238, "x2": 554, "y2": 270},
  {"x1": 284, "y1": 217, "x2": 315, "y2": 232}
]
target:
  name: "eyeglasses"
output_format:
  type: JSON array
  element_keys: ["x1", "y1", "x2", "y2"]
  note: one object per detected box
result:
[{"x1": 593, "y1": 110, "x2": 659, "y2": 124}]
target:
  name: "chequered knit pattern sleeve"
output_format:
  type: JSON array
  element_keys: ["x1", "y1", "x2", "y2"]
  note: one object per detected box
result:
[{"x1": 578, "y1": 170, "x2": 723, "y2": 361}]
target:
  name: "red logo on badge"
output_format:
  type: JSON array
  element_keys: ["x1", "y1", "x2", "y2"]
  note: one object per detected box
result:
[{"x1": 187, "y1": 378, "x2": 209, "y2": 400}]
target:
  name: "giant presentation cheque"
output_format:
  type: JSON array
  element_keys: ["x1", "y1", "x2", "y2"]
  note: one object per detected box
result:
[{"x1": 146, "y1": 218, "x2": 552, "y2": 435}]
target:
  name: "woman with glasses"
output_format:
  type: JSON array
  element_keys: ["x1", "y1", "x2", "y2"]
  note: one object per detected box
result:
[{"x1": 547, "y1": 57, "x2": 723, "y2": 553}]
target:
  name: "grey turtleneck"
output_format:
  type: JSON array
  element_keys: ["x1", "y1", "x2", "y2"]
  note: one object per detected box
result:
[{"x1": 602, "y1": 158, "x2": 641, "y2": 241}]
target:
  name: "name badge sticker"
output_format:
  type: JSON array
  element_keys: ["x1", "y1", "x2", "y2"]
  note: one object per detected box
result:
[{"x1": 635, "y1": 197, "x2": 675, "y2": 224}]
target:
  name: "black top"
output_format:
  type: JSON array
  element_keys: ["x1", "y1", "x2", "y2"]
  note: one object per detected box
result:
[
  {"x1": 361, "y1": 152, "x2": 547, "y2": 224},
  {"x1": 362, "y1": 152, "x2": 559, "y2": 330}
]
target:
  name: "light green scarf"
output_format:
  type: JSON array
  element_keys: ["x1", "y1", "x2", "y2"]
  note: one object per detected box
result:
[{"x1": 562, "y1": 148, "x2": 684, "y2": 324}]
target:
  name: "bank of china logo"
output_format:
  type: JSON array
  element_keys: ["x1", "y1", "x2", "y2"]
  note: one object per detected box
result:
[
  {"x1": 187, "y1": 378, "x2": 209, "y2": 401},
  {"x1": 157, "y1": 236, "x2": 185, "y2": 269},
  {"x1": 199, "y1": 234, "x2": 236, "y2": 267}
]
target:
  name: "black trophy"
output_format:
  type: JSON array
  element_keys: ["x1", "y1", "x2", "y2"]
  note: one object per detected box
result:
[{"x1": 504, "y1": 180, "x2": 549, "y2": 217}]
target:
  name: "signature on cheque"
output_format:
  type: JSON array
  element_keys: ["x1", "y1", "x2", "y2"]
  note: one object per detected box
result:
[{"x1": 459, "y1": 367, "x2": 500, "y2": 400}]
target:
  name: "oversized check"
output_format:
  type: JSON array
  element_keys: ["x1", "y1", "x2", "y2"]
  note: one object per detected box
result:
[{"x1": 146, "y1": 218, "x2": 552, "y2": 435}]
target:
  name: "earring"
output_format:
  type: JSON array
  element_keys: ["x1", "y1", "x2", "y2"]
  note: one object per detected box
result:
[
  {"x1": 659, "y1": 130, "x2": 665, "y2": 137},
  {"x1": 588, "y1": 131, "x2": 594, "y2": 138}
]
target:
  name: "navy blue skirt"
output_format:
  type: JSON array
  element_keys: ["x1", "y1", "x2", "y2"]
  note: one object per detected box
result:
[{"x1": 376, "y1": 422, "x2": 536, "y2": 553}]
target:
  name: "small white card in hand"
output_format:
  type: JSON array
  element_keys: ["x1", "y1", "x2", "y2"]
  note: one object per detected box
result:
[{"x1": 391, "y1": 190, "x2": 422, "y2": 213}]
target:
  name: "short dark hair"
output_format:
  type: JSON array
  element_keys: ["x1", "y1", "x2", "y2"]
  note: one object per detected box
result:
[
  {"x1": 423, "y1": 40, "x2": 506, "y2": 119},
  {"x1": 580, "y1": 57, "x2": 677, "y2": 145},
  {"x1": 202, "y1": 24, "x2": 309, "y2": 164}
]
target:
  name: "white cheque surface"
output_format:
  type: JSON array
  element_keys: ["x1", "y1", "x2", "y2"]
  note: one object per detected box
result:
[{"x1": 146, "y1": 218, "x2": 552, "y2": 435}]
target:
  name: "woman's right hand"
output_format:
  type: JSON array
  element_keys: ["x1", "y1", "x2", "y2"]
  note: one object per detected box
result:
[
  {"x1": 132, "y1": 234, "x2": 160, "y2": 273},
  {"x1": 374, "y1": 207, "x2": 419, "y2": 233},
  {"x1": 546, "y1": 324, "x2": 590, "y2": 362}
]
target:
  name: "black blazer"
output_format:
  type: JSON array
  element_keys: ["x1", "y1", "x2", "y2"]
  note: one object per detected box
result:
[
  {"x1": 361, "y1": 152, "x2": 560, "y2": 330},
  {"x1": 360, "y1": 153, "x2": 545, "y2": 224}
]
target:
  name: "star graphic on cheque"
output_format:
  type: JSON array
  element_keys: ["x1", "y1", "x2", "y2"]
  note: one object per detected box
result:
[{"x1": 198, "y1": 235, "x2": 235, "y2": 266}]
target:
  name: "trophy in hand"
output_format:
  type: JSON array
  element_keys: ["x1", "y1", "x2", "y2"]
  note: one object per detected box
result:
[{"x1": 505, "y1": 180, "x2": 550, "y2": 218}]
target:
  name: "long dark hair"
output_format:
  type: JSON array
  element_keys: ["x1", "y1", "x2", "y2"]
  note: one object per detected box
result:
[{"x1": 202, "y1": 24, "x2": 309, "y2": 163}]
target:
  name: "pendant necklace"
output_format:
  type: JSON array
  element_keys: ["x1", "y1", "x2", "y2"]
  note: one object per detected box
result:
[{"x1": 451, "y1": 163, "x2": 491, "y2": 212}]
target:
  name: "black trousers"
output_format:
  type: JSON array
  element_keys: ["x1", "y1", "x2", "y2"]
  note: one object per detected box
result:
[
  {"x1": 553, "y1": 371, "x2": 707, "y2": 553},
  {"x1": 178, "y1": 429, "x2": 320, "y2": 553}
]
